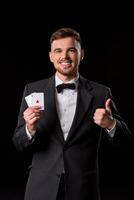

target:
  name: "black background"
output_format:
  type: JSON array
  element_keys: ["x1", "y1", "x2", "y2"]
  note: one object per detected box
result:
[{"x1": 0, "y1": 3, "x2": 134, "y2": 199}]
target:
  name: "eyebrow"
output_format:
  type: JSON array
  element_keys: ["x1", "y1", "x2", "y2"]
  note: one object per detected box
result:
[{"x1": 52, "y1": 47, "x2": 77, "y2": 52}]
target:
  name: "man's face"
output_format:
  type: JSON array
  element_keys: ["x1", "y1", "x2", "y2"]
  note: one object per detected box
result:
[{"x1": 49, "y1": 37, "x2": 84, "y2": 80}]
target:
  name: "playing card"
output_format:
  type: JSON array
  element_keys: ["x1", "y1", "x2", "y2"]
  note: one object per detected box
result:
[
  {"x1": 25, "y1": 93, "x2": 44, "y2": 110},
  {"x1": 31, "y1": 92, "x2": 44, "y2": 110},
  {"x1": 25, "y1": 94, "x2": 32, "y2": 107}
]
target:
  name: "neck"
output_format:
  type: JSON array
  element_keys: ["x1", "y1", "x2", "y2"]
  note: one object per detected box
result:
[{"x1": 56, "y1": 72, "x2": 78, "y2": 82}]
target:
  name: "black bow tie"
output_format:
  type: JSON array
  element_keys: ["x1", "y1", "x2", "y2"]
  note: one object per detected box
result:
[{"x1": 56, "y1": 83, "x2": 76, "y2": 93}]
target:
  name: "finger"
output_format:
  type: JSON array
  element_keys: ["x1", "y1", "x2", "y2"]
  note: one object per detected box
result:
[
  {"x1": 94, "y1": 109, "x2": 106, "y2": 114},
  {"x1": 24, "y1": 107, "x2": 41, "y2": 116},
  {"x1": 31, "y1": 105, "x2": 41, "y2": 110},
  {"x1": 26, "y1": 116, "x2": 40, "y2": 126},
  {"x1": 24, "y1": 111, "x2": 41, "y2": 122},
  {"x1": 105, "y1": 98, "x2": 111, "y2": 112}
]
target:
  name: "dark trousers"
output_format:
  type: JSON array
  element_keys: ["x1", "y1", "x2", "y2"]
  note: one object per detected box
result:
[{"x1": 56, "y1": 173, "x2": 65, "y2": 200}]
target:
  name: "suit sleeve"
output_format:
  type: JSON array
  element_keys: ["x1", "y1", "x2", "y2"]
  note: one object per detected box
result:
[
  {"x1": 12, "y1": 84, "x2": 37, "y2": 151},
  {"x1": 104, "y1": 88, "x2": 133, "y2": 147}
]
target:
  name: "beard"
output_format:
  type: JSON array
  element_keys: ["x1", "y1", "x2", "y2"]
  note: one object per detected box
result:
[{"x1": 55, "y1": 65, "x2": 78, "y2": 78}]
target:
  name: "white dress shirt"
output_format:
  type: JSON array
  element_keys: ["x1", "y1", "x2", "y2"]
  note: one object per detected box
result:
[{"x1": 55, "y1": 74, "x2": 79, "y2": 140}]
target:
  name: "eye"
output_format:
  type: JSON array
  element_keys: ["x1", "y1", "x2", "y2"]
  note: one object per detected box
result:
[
  {"x1": 69, "y1": 48, "x2": 77, "y2": 53},
  {"x1": 53, "y1": 49, "x2": 62, "y2": 53}
]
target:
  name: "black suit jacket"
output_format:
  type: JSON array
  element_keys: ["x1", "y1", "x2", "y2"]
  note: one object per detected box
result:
[{"x1": 13, "y1": 75, "x2": 132, "y2": 200}]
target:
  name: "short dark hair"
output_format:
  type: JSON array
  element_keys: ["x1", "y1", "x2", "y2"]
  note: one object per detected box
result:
[{"x1": 50, "y1": 28, "x2": 81, "y2": 45}]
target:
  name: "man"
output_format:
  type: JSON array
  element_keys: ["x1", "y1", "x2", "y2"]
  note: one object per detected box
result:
[{"x1": 13, "y1": 28, "x2": 132, "y2": 200}]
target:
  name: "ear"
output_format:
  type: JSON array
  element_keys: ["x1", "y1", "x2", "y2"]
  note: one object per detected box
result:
[
  {"x1": 81, "y1": 49, "x2": 84, "y2": 61},
  {"x1": 49, "y1": 52, "x2": 53, "y2": 62}
]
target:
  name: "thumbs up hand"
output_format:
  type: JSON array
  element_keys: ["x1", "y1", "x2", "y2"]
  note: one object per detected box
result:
[{"x1": 93, "y1": 98, "x2": 116, "y2": 130}]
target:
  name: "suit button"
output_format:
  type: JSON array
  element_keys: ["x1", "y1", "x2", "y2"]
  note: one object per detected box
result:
[
  {"x1": 63, "y1": 143, "x2": 67, "y2": 150},
  {"x1": 56, "y1": 174, "x2": 61, "y2": 178}
]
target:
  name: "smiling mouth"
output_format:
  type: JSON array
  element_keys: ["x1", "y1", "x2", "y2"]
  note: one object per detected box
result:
[{"x1": 59, "y1": 60, "x2": 72, "y2": 68}]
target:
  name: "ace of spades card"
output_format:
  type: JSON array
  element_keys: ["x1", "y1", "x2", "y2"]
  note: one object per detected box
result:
[{"x1": 25, "y1": 92, "x2": 44, "y2": 110}]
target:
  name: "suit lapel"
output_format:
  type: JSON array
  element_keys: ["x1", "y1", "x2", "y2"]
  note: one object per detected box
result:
[
  {"x1": 41, "y1": 75, "x2": 64, "y2": 143},
  {"x1": 65, "y1": 76, "x2": 93, "y2": 143}
]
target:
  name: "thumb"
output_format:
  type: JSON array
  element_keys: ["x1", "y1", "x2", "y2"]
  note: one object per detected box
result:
[{"x1": 105, "y1": 98, "x2": 111, "y2": 112}]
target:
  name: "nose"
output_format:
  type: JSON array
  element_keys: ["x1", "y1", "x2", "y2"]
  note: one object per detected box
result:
[{"x1": 61, "y1": 51, "x2": 69, "y2": 59}]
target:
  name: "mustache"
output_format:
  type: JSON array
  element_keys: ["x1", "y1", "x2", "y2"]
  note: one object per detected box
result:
[{"x1": 59, "y1": 59, "x2": 72, "y2": 63}]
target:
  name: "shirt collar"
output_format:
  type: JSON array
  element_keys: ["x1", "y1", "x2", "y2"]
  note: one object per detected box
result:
[{"x1": 55, "y1": 73, "x2": 79, "y2": 88}]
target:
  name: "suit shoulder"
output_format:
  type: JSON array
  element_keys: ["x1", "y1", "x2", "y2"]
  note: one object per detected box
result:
[
  {"x1": 89, "y1": 80, "x2": 110, "y2": 91},
  {"x1": 26, "y1": 77, "x2": 52, "y2": 87},
  {"x1": 26, "y1": 78, "x2": 49, "y2": 87},
  {"x1": 80, "y1": 76, "x2": 110, "y2": 91},
  {"x1": 24, "y1": 75, "x2": 54, "y2": 91}
]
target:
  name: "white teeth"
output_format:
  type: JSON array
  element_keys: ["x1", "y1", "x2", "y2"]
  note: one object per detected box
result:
[
  {"x1": 60, "y1": 60, "x2": 71, "y2": 64},
  {"x1": 61, "y1": 62, "x2": 69, "y2": 65}
]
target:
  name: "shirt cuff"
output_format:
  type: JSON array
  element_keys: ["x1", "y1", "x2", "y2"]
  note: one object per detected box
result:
[
  {"x1": 26, "y1": 125, "x2": 35, "y2": 140},
  {"x1": 106, "y1": 120, "x2": 116, "y2": 138}
]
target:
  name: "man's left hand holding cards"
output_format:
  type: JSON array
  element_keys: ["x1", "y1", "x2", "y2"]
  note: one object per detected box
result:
[{"x1": 25, "y1": 92, "x2": 44, "y2": 110}]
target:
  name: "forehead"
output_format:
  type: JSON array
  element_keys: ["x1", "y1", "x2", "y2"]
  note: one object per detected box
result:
[{"x1": 51, "y1": 37, "x2": 81, "y2": 49}]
